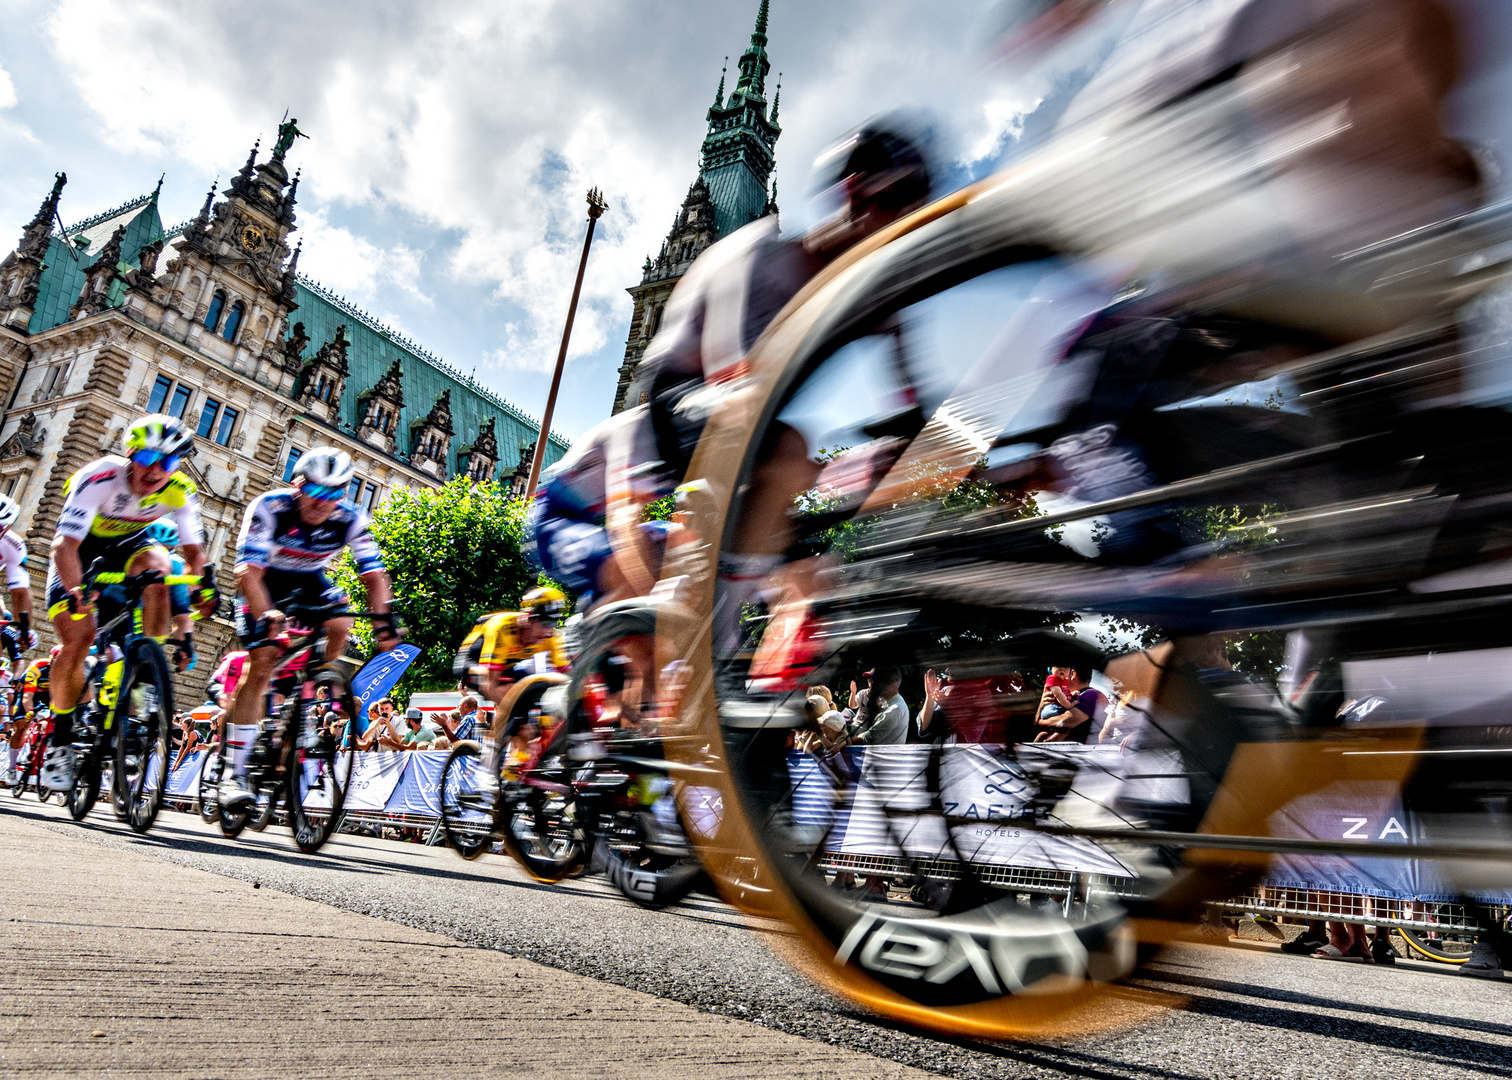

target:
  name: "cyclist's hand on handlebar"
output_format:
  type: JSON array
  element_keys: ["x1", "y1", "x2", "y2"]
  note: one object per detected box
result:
[
  {"x1": 372, "y1": 612, "x2": 404, "y2": 652},
  {"x1": 66, "y1": 586, "x2": 93, "y2": 619}
]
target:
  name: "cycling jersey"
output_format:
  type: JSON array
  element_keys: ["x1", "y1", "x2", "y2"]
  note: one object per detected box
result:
[
  {"x1": 456, "y1": 611, "x2": 568, "y2": 688},
  {"x1": 56, "y1": 456, "x2": 203, "y2": 545},
  {"x1": 528, "y1": 412, "x2": 673, "y2": 601},
  {"x1": 22, "y1": 659, "x2": 49, "y2": 708},
  {"x1": 0, "y1": 528, "x2": 29, "y2": 590},
  {"x1": 236, "y1": 489, "x2": 383, "y2": 575},
  {"x1": 208, "y1": 651, "x2": 248, "y2": 700}
]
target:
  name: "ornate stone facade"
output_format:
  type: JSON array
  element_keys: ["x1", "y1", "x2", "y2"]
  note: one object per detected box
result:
[
  {"x1": 0, "y1": 132, "x2": 569, "y2": 698},
  {"x1": 611, "y1": 1, "x2": 781, "y2": 413}
]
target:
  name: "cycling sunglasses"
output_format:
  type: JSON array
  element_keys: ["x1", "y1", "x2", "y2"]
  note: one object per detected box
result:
[
  {"x1": 129, "y1": 449, "x2": 181, "y2": 472},
  {"x1": 300, "y1": 481, "x2": 346, "y2": 502}
]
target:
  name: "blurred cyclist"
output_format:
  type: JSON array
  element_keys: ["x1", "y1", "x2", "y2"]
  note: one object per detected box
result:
[
  {"x1": 0, "y1": 493, "x2": 36, "y2": 678},
  {"x1": 224, "y1": 447, "x2": 399, "y2": 809},
  {"x1": 41, "y1": 416, "x2": 216, "y2": 792},
  {"x1": 529, "y1": 121, "x2": 933, "y2": 629},
  {"x1": 454, "y1": 585, "x2": 569, "y2": 784}
]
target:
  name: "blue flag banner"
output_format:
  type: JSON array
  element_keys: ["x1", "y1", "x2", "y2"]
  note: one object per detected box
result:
[{"x1": 350, "y1": 644, "x2": 421, "y2": 730}]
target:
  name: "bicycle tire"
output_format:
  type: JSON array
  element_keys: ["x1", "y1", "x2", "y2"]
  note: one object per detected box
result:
[
  {"x1": 197, "y1": 750, "x2": 221, "y2": 824},
  {"x1": 14, "y1": 729, "x2": 48, "y2": 801},
  {"x1": 219, "y1": 798, "x2": 250, "y2": 838},
  {"x1": 285, "y1": 665, "x2": 356, "y2": 854},
  {"x1": 249, "y1": 790, "x2": 277, "y2": 832},
  {"x1": 648, "y1": 185, "x2": 1373, "y2": 1035},
  {"x1": 116, "y1": 641, "x2": 175, "y2": 834},
  {"x1": 566, "y1": 603, "x2": 705, "y2": 909},
  {"x1": 439, "y1": 740, "x2": 492, "y2": 860},
  {"x1": 497, "y1": 674, "x2": 587, "y2": 883},
  {"x1": 67, "y1": 750, "x2": 101, "y2": 821},
  {"x1": 1398, "y1": 926, "x2": 1475, "y2": 964}
]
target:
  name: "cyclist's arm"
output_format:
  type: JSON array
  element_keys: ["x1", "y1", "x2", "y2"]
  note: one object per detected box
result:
[
  {"x1": 237, "y1": 564, "x2": 275, "y2": 623},
  {"x1": 49, "y1": 534, "x2": 88, "y2": 614}
]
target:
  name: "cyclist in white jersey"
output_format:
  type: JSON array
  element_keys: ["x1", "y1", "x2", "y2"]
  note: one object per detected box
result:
[{"x1": 41, "y1": 415, "x2": 216, "y2": 791}]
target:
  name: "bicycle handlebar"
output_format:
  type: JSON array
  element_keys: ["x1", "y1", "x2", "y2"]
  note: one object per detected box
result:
[{"x1": 92, "y1": 572, "x2": 202, "y2": 586}]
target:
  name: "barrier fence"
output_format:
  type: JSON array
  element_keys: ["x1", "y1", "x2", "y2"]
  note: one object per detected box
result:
[{"x1": 155, "y1": 743, "x2": 1510, "y2": 933}]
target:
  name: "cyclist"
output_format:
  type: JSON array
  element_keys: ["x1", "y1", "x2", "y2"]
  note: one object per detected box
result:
[
  {"x1": 40, "y1": 416, "x2": 216, "y2": 791},
  {"x1": 454, "y1": 585, "x2": 569, "y2": 784},
  {"x1": 0, "y1": 492, "x2": 36, "y2": 677},
  {"x1": 144, "y1": 518, "x2": 199, "y2": 673},
  {"x1": 529, "y1": 123, "x2": 932, "y2": 631},
  {"x1": 222, "y1": 446, "x2": 399, "y2": 809},
  {"x1": 6, "y1": 647, "x2": 53, "y2": 784}
]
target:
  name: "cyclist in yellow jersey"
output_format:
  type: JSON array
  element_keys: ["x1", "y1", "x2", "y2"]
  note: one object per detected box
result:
[
  {"x1": 39, "y1": 415, "x2": 217, "y2": 792},
  {"x1": 454, "y1": 586, "x2": 568, "y2": 781}
]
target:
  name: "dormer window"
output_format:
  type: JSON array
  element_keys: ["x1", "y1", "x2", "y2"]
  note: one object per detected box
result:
[
  {"x1": 222, "y1": 300, "x2": 246, "y2": 343},
  {"x1": 204, "y1": 291, "x2": 226, "y2": 331}
]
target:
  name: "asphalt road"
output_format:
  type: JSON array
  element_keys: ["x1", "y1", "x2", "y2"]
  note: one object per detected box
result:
[{"x1": 3, "y1": 794, "x2": 1508, "y2": 1079}]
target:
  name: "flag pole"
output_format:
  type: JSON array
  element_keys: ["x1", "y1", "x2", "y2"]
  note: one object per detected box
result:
[{"x1": 525, "y1": 187, "x2": 608, "y2": 500}]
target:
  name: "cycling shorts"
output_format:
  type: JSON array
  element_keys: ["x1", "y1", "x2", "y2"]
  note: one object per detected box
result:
[
  {"x1": 0, "y1": 623, "x2": 25, "y2": 663},
  {"x1": 46, "y1": 530, "x2": 166, "y2": 621},
  {"x1": 234, "y1": 569, "x2": 348, "y2": 645}
]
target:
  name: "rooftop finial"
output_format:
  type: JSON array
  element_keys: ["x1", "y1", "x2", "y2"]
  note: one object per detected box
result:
[
  {"x1": 771, "y1": 73, "x2": 782, "y2": 121},
  {"x1": 755, "y1": 0, "x2": 769, "y2": 40},
  {"x1": 152, "y1": 174, "x2": 164, "y2": 199},
  {"x1": 715, "y1": 57, "x2": 727, "y2": 107},
  {"x1": 239, "y1": 140, "x2": 260, "y2": 178},
  {"x1": 194, "y1": 179, "x2": 218, "y2": 226}
]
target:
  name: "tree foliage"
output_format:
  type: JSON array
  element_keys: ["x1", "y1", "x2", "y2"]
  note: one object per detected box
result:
[{"x1": 332, "y1": 479, "x2": 552, "y2": 699}]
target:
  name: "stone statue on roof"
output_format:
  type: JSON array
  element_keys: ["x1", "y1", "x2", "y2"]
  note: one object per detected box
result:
[{"x1": 273, "y1": 117, "x2": 308, "y2": 161}]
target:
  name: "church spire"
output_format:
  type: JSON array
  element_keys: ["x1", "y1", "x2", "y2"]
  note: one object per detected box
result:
[
  {"x1": 771, "y1": 73, "x2": 782, "y2": 123},
  {"x1": 734, "y1": 0, "x2": 772, "y2": 99},
  {"x1": 713, "y1": 57, "x2": 727, "y2": 108}
]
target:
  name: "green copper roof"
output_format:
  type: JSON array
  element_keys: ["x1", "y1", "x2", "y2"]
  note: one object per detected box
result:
[
  {"x1": 16, "y1": 184, "x2": 564, "y2": 482},
  {"x1": 27, "y1": 193, "x2": 163, "y2": 334},
  {"x1": 289, "y1": 278, "x2": 568, "y2": 479}
]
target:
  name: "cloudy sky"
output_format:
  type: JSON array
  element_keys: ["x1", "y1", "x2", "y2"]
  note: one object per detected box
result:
[{"x1": 0, "y1": 0, "x2": 1054, "y2": 439}]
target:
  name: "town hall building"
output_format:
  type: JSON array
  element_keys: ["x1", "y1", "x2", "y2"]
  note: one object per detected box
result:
[{"x1": 0, "y1": 126, "x2": 568, "y2": 679}]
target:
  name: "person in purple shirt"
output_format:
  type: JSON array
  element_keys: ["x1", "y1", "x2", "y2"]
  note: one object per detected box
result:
[{"x1": 1032, "y1": 667, "x2": 1106, "y2": 743}]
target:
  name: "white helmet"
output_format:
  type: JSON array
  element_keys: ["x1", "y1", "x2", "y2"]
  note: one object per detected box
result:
[
  {"x1": 292, "y1": 447, "x2": 356, "y2": 492},
  {"x1": 0, "y1": 494, "x2": 18, "y2": 529}
]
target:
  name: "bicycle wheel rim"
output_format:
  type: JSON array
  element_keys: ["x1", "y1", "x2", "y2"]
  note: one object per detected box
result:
[
  {"x1": 287, "y1": 668, "x2": 355, "y2": 853},
  {"x1": 439, "y1": 741, "x2": 491, "y2": 859},
  {"x1": 497, "y1": 676, "x2": 586, "y2": 882}
]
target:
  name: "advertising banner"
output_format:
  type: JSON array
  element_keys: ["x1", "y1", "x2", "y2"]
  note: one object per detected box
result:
[{"x1": 350, "y1": 644, "x2": 421, "y2": 732}]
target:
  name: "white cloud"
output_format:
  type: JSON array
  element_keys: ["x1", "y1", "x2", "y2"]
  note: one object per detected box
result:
[
  {"x1": 295, "y1": 207, "x2": 433, "y2": 309},
  {"x1": 41, "y1": 0, "x2": 1013, "y2": 380},
  {"x1": 0, "y1": 62, "x2": 17, "y2": 110}
]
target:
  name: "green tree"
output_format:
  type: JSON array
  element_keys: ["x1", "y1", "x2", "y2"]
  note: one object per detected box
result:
[{"x1": 331, "y1": 479, "x2": 553, "y2": 700}]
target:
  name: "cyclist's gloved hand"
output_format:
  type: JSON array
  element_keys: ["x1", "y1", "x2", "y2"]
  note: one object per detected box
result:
[
  {"x1": 372, "y1": 612, "x2": 404, "y2": 652},
  {"x1": 170, "y1": 635, "x2": 197, "y2": 672}
]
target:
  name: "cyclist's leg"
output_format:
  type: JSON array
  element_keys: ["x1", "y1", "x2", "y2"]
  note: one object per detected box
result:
[
  {"x1": 43, "y1": 567, "x2": 96, "y2": 787},
  {"x1": 123, "y1": 542, "x2": 174, "y2": 641},
  {"x1": 309, "y1": 572, "x2": 353, "y2": 660}
]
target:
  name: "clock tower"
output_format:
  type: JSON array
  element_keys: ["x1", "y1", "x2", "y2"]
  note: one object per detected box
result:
[{"x1": 154, "y1": 136, "x2": 304, "y2": 388}]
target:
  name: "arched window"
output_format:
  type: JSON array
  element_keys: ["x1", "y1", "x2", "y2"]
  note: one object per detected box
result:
[
  {"x1": 222, "y1": 300, "x2": 245, "y2": 342},
  {"x1": 316, "y1": 376, "x2": 327, "y2": 401},
  {"x1": 204, "y1": 291, "x2": 226, "y2": 331}
]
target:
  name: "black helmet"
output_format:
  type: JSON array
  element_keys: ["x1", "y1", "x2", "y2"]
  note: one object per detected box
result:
[{"x1": 811, "y1": 119, "x2": 932, "y2": 214}]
